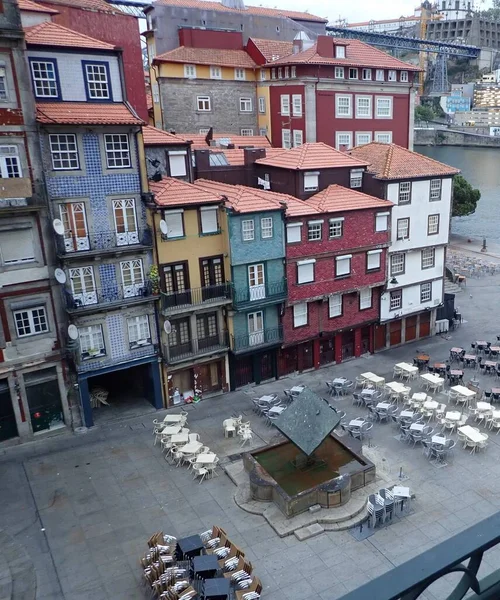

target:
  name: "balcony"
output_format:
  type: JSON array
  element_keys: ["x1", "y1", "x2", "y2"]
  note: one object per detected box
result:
[
  {"x1": 63, "y1": 282, "x2": 158, "y2": 315},
  {"x1": 161, "y1": 283, "x2": 233, "y2": 316},
  {"x1": 232, "y1": 279, "x2": 287, "y2": 310},
  {"x1": 164, "y1": 330, "x2": 229, "y2": 364},
  {"x1": 55, "y1": 227, "x2": 153, "y2": 259},
  {"x1": 231, "y1": 325, "x2": 283, "y2": 354}
]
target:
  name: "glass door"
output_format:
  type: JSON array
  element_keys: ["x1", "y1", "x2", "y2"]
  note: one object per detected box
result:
[
  {"x1": 248, "y1": 264, "x2": 265, "y2": 301},
  {"x1": 248, "y1": 311, "x2": 264, "y2": 346}
]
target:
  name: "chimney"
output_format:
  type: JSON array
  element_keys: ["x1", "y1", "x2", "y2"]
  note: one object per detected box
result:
[
  {"x1": 194, "y1": 149, "x2": 210, "y2": 172},
  {"x1": 293, "y1": 39, "x2": 302, "y2": 54},
  {"x1": 244, "y1": 147, "x2": 266, "y2": 166},
  {"x1": 316, "y1": 35, "x2": 334, "y2": 58}
]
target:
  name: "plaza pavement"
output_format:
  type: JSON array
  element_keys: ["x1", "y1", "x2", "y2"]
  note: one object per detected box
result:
[{"x1": 2, "y1": 271, "x2": 500, "y2": 600}]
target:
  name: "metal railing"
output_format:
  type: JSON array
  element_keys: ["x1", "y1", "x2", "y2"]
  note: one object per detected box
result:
[
  {"x1": 161, "y1": 283, "x2": 232, "y2": 313},
  {"x1": 231, "y1": 325, "x2": 283, "y2": 352},
  {"x1": 232, "y1": 279, "x2": 287, "y2": 309},
  {"x1": 63, "y1": 281, "x2": 157, "y2": 311},
  {"x1": 165, "y1": 330, "x2": 229, "y2": 363},
  {"x1": 339, "y1": 512, "x2": 500, "y2": 600},
  {"x1": 56, "y1": 227, "x2": 153, "y2": 255}
]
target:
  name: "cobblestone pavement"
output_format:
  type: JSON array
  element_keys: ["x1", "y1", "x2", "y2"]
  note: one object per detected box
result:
[{"x1": 2, "y1": 271, "x2": 500, "y2": 600}]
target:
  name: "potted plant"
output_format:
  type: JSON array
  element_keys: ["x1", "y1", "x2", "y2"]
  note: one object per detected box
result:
[{"x1": 148, "y1": 265, "x2": 160, "y2": 295}]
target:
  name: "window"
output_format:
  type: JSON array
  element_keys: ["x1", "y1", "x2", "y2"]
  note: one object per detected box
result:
[
  {"x1": 14, "y1": 306, "x2": 48, "y2": 338},
  {"x1": 376, "y1": 97, "x2": 393, "y2": 118},
  {"x1": 60, "y1": 202, "x2": 89, "y2": 252},
  {"x1": 430, "y1": 179, "x2": 442, "y2": 201},
  {"x1": 260, "y1": 69, "x2": 266, "y2": 81},
  {"x1": 79, "y1": 324, "x2": 105, "y2": 358},
  {"x1": 421, "y1": 247, "x2": 435, "y2": 269},
  {"x1": 356, "y1": 96, "x2": 372, "y2": 118},
  {"x1": 375, "y1": 132, "x2": 392, "y2": 143},
  {"x1": 293, "y1": 130, "x2": 303, "y2": 147},
  {"x1": 335, "y1": 132, "x2": 352, "y2": 150},
  {"x1": 420, "y1": 282, "x2": 432, "y2": 303},
  {"x1": 164, "y1": 210, "x2": 184, "y2": 238},
  {"x1": 329, "y1": 293, "x2": 342, "y2": 317},
  {"x1": 336, "y1": 95, "x2": 352, "y2": 117},
  {"x1": 271, "y1": 68, "x2": 276, "y2": 80},
  {"x1": 30, "y1": 59, "x2": 59, "y2": 98},
  {"x1": 120, "y1": 259, "x2": 144, "y2": 297},
  {"x1": 184, "y1": 64, "x2": 196, "y2": 78},
  {"x1": 297, "y1": 259, "x2": 315, "y2": 284},
  {"x1": 304, "y1": 172, "x2": 319, "y2": 192},
  {"x1": 259, "y1": 127, "x2": 267, "y2": 136},
  {"x1": 397, "y1": 218, "x2": 410, "y2": 240},
  {"x1": 168, "y1": 151, "x2": 187, "y2": 177},
  {"x1": 168, "y1": 318, "x2": 190, "y2": 350},
  {"x1": 196, "y1": 313, "x2": 218, "y2": 345},
  {"x1": 367, "y1": 249, "x2": 382, "y2": 271},
  {"x1": 282, "y1": 129, "x2": 291, "y2": 149},
  {"x1": 0, "y1": 146, "x2": 21, "y2": 178},
  {"x1": 200, "y1": 206, "x2": 219, "y2": 234},
  {"x1": 307, "y1": 220, "x2": 322, "y2": 241},
  {"x1": 335, "y1": 66, "x2": 344, "y2": 79},
  {"x1": 356, "y1": 132, "x2": 372, "y2": 146},
  {"x1": 388, "y1": 70, "x2": 397, "y2": 81},
  {"x1": 48, "y1": 134, "x2": 79, "y2": 171},
  {"x1": 335, "y1": 45, "x2": 346, "y2": 58},
  {"x1": 113, "y1": 198, "x2": 138, "y2": 245},
  {"x1": 286, "y1": 223, "x2": 302, "y2": 243},
  {"x1": 240, "y1": 97, "x2": 252, "y2": 112},
  {"x1": 0, "y1": 229, "x2": 35, "y2": 265},
  {"x1": 428, "y1": 214, "x2": 440, "y2": 235},
  {"x1": 210, "y1": 66, "x2": 221, "y2": 79},
  {"x1": 293, "y1": 302, "x2": 308, "y2": 327},
  {"x1": 335, "y1": 254, "x2": 352, "y2": 277},
  {"x1": 398, "y1": 181, "x2": 411, "y2": 204},
  {"x1": 258, "y1": 96, "x2": 266, "y2": 113},
  {"x1": 199, "y1": 128, "x2": 210, "y2": 135},
  {"x1": 350, "y1": 169, "x2": 363, "y2": 188},
  {"x1": 280, "y1": 94, "x2": 290, "y2": 116},
  {"x1": 0, "y1": 66, "x2": 8, "y2": 100},
  {"x1": 375, "y1": 69, "x2": 384, "y2": 81},
  {"x1": 83, "y1": 62, "x2": 110, "y2": 100},
  {"x1": 329, "y1": 218, "x2": 344, "y2": 238},
  {"x1": 375, "y1": 212, "x2": 389, "y2": 232},
  {"x1": 362, "y1": 68, "x2": 372, "y2": 80},
  {"x1": 349, "y1": 68, "x2": 358, "y2": 79},
  {"x1": 261, "y1": 217, "x2": 273, "y2": 239},
  {"x1": 197, "y1": 96, "x2": 211, "y2": 111},
  {"x1": 242, "y1": 219, "x2": 254, "y2": 241},
  {"x1": 390, "y1": 253, "x2": 405, "y2": 275},
  {"x1": 400, "y1": 70, "x2": 409, "y2": 82},
  {"x1": 240, "y1": 128, "x2": 254, "y2": 136},
  {"x1": 292, "y1": 94, "x2": 302, "y2": 116},
  {"x1": 69, "y1": 266, "x2": 96, "y2": 306},
  {"x1": 235, "y1": 68, "x2": 245, "y2": 80},
  {"x1": 104, "y1": 134, "x2": 131, "y2": 168},
  {"x1": 284, "y1": 67, "x2": 290, "y2": 78},
  {"x1": 278, "y1": 68, "x2": 282, "y2": 79},
  {"x1": 360, "y1": 287, "x2": 372, "y2": 309},
  {"x1": 291, "y1": 66, "x2": 296, "y2": 78},
  {"x1": 128, "y1": 315, "x2": 151, "y2": 348},
  {"x1": 390, "y1": 289, "x2": 402, "y2": 311}
]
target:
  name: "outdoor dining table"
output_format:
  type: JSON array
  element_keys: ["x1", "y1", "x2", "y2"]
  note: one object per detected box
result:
[
  {"x1": 476, "y1": 341, "x2": 488, "y2": 349},
  {"x1": 361, "y1": 388, "x2": 376, "y2": 396},
  {"x1": 349, "y1": 418, "x2": 365, "y2": 428},
  {"x1": 332, "y1": 377, "x2": 347, "y2": 385},
  {"x1": 162, "y1": 414, "x2": 185, "y2": 423},
  {"x1": 421, "y1": 373, "x2": 444, "y2": 385},
  {"x1": 259, "y1": 395, "x2": 276, "y2": 403},
  {"x1": 170, "y1": 433, "x2": 189, "y2": 444},
  {"x1": 161, "y1": 424, "x2": 182, "y2": 435},
  {"x1": 490, "y1": 346, "x2": 500, "y2": 353},
  {"x1": 176, "y1": 534, "x2": 204, "y2": 560},
  {"x1": 180, "y1": 440, "x2": 203, "y2": 454},
  {"x1": 451, "y1": 385, "x2": 476, "y2": 400},
  {"x1": 477, "y1": 402, "x2": 492, "y2": 412},
  {"x1": 432, "y1": 435, "x2": 447, "y2": 445},
  {"x1": 376, "y1": 402, "x2": 391, "y2": 410},
  {"x1": 386, "y1": 381, "x2": 407, "y2": 394},
  {"x1": 484, "y1": 361, "x2": 498, "y2": 370},
  {"x1": 409, "y1": 423, "x2": 425, "y2": 431},
  {"x1": 203, "y1": 577, "x2": 230, "y2": 600},
  {"x1": 450, "y1": 369, "x2": 464, "y2": 376},
  {"x1": 424, "y1": 400, "x2": 439, "y2": 410},
  {"x1": 492, "y1": 387, "x2": 500, "y2": 396},
  {"x1": 458, "y1": 425, "x2": 487, "y2": 444},
  {"x1": 361, "y1": 372, "x2": 385, "y2": 385},
  {"x1": 196, "y1": 453, "x2": 217, "y2": 464},
  {"x1": 445, "y1": 411, "x2": 461, "y2": 421},
  {"x1": 192, "y1": 554, "x2": 219, "y2": 580},
  {"x1": 392, "y1": 485, "x2": 411, "y2": 510},
  {"x1": 268, "y1": 405, "x2": 286, "y2": 416},
  {"x1": 463, "y1": 354, "x2": 477, "y2": 364},
  {"x1": 412, "y1": 392, "x2": 427, "y2": 402},
  {"x1": 290, "y1": 385, "x2": 305, "y2": 394},
  {"x1": 400, "y1": 410, "x2": 414, "y2": 418},
  {"x1": 396, "y1": 362, "x2": 418, "y2": 372}
]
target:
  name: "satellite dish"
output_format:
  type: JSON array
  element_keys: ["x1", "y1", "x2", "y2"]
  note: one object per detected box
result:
[
  {"x1": 159, "y1": 219, "x2": 168, "y2": 236},
  {"x1": 54, "y1": 268, "x2": 66, "y2": 284},
  {"x1": 52, "y1": 218, "x2": 64, "y2": 236},
  {"x1": 68, "y1": 324, "x2": 79, "y2": 340},
  {"x1": 163, "y1": 320, "x2": 172, "y2": 334}
]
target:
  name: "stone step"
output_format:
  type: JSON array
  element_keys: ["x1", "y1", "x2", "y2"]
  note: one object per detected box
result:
[
  {"x1": 0, "y1": 530, "x2": 36, "y2": 600},
  {"x1": 444, "y1": 280, "x2": 463, "y2": 294},
  {"x1": 294, "y1": 523, "x2": 324, "y2": 541}
]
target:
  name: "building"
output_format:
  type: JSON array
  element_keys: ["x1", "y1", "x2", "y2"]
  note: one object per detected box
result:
[
  {"x1": 25, "y1": 21, "x2": 163, "y2": 427},
  {"x1": 143, "y1": 125, "x2": 193, "y2": 182},
  {"x1": 350, "y1": 142, "x2": 460, "y2": 348},
  {"x1": 473, "y1": 82, "x2": 500, "y2": 108},
  {"x1": 347, "y1": 15, "x2": 420, "y2": 34},
  {"x1": 0, "y1": 0, "x2": 69, "y2": 443},
  {"x1": 441, "y1": 89, "x2": 471, "y2": 114}
]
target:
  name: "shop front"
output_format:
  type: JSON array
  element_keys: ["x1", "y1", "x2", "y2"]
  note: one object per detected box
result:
[{"x1": 165, "y1": 356, "x2": 228, "y2": 406}]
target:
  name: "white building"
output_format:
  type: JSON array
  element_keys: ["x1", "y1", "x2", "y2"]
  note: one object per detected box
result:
[{"x1": 350, "y1": 142, "x2": 459, "y2": 348}]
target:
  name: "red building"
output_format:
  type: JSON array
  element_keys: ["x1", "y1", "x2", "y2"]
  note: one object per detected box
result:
[
  {"x1": 278, "y1": 184, "x2": 393, "y2": 375},
  {"x1": 265, "y1": 35, "x2": 419, "y2": 151}
]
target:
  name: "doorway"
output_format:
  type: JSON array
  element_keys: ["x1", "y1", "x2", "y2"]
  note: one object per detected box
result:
[
  {"x1": 0, "y1": 380, "x2": 17, "y2": 442},
  {"x1": 24, "y1": 368, "x2": 64, "y2": 434}
]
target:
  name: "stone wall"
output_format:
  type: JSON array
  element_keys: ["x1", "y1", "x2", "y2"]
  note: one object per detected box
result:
[{"x1": 414, "y1": 128, "x2": 500, "y2": 147}]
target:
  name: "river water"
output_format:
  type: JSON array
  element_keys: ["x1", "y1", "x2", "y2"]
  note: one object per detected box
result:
[{"x1": 417, "y1": 145, "x2": 500, "y2": 241}]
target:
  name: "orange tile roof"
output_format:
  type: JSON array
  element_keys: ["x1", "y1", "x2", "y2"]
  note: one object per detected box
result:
[
  {"x1": 249, "y1": 38, "x2": 293, "y2": 62},
  {"x1": 154, "y1": 46, "x2": 256, "y2": 69},
  {"x1": 25, "y1": 21, "x2": 116, "y2": 50},
  {"x1": 177, "y1": 132, "x2": 271, "y2": 149},
  {"x1": 268, "y1": 38, "x2": 420, "y2": 70},
  {"x1": 18, "y1": 0, "x2": 59, "y2": 13},
  {"x1": 34, "y1": 0, "x2": 122, "y2": 13},
  {"x1": 150, "y1": 0, "x2": 327, "y2": 22},
  {"x1": 150, "y1": 177, "x2": 221, "y2": 207},
  {"x1": 143, "y1": 125, "x2": 189, "y2": 146},
  {"x1": 349, "y1": 142, "x2": 460, "y2": 180},
  {"x1": 256, "y1": 142, "x2": 368, "y2": 170},
  {"x1": 305, "y1": 184, "x2": 393, "y2": 215},
  {"x1": 36, "y1": 102, "x2": 144, "y2": 125}
]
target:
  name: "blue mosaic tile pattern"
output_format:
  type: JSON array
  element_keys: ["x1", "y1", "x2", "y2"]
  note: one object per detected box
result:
[
  {"x1": 106, "y1": 313, "x2": 127, "y2": 360},
  {"x1": 99, "y1": 264, "x2": 119, "y2": 301}
]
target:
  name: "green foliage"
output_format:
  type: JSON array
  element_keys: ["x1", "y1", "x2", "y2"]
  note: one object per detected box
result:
[
  {"x1": 415, "y1": 105, "x2": 435, "y2": 122},
  {"x1": 452, "y1": 174, "x2": 481, "y2": 217}
]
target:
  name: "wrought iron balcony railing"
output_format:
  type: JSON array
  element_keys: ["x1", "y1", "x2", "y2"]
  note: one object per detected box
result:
[
  {"x1": 231, "y1": 325, "x2": 283, "y2": 353},
  {"x1": 165, "y1": 330, "x2": 229, "y2": 364},
  {"x1": 63, "y1": 281, "x2": 157, "y2": 312},
  {"x1": 56, "y1": 227, "x2": 153, "y2": 256},
  {"x1": 161, "y1": 283, "x2": 232, "y2": 314},
  {"x1": 232, "y1": 279, "x2": 287, "y2": 309}
]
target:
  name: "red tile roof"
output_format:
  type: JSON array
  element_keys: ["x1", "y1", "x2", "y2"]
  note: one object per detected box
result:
[
  {"x1": 256, "y1": 142, "x2": 368, "y2": 170},
  {"x1": 249, "y1": 38, "x2": 293, "y2": 62},
  {"x1": 143, "y1": 125, "x2": 189, "y2": 146},
  {"x1": 150, "y1": 177, "x2": 221, "y2": 207},
  {"x1": 349, "y1": 142, "x2": 460, "y2": 180},
  {"x1": 305, "y1": 184, "x2": 393, "y2": 215},
  {"x1": 33, "y1": 0, "x2": 122, "y2": 13},
  {"x1": 150, "y1": 0, "x2": 327, "y2": 23},
  {"x1": 268, "y1": 38, "x2": 420, "y2": 70},
  {"x1": 18, "y1": 0, "x2": 59, "y2": 13},
  {"x1": 177, "y1": 132, "x2": 272, "y2": 149},
  {"x1": 36, "y1": 102, "x2": 144, "y2": 125},
  {"x1": 154, "y1": 46, "x2": 256, "y2": 68},
  {"x1": 25, "y1": 21, "x2": 116, "y2": 50}
]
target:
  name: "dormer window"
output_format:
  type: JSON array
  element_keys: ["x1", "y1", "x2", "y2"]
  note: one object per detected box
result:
[
  {"x1": 30, "y1": 59, "x2": 60, "y2": 99},
  {"x1": 349, "y1": 68, "x2": 358, "y2": 80},
  {"x1": 335, "y1": 45, "x2": 345, "y2": 59},
  {"x1": 83, "y1": 62, "x2": 111, "y2": 101}
]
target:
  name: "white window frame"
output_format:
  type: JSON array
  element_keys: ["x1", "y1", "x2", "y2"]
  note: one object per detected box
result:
[
  {"x1": 398, "y1": 181, "x2": 411, "y2": 204},
  {"x1": 168, "y1": 150, "x2": 187, "y2": 177},
  {"x1": 280, "y1": 94, "x2": 290, "y2": 116},
  {"x1": 293, "y1": 302, "x2": 308, "y2": 327},
  {"x1": 120, "y1": 258, "x2": 145, "y2": 298},
  {"x1": 336, "y1": 94, "x2": 352, "y2": 118},
  {"x1": 307, "y1": 220, "x2": 323, "y2": 241},
  {"x1": 400, "y1": 70, "x2": 409, "y2": 82},
  {"x1": 84, "y1": 63, "x2": 110, "y2": 100},
  {"x1": 104, "y1": 134, "x2": 131, "y2": 169},
  {"x1": 367, "y1": 249, "x2": 382, "y2": 271},
  {"x1": 304, "y1": 172, "x2": 319, "y2": 192},
  {"x1": 335, "y1": 132, "x2": 352, "y2": 150},
  {"x1": 286, "y1": 222, "x2": 302, "y2": 243},
  {"x1": 260, "y1": 69, "x2": 266, "y2": 81},
  {"x1": 335, "y1": 66, "x2": 345, "y2": 79},
  {"x1": 356, "y1": 96, "x2": 372, "y2": 119},
  {"x1": 259, "y1": 127, "x2": 267, "y2": 136},
  {"x1": 420, "y1": 282, "x2": 432, "y2": 303},
  {"x1": 329, "y1": 293, "x2": 342, "y2": 317},
  {"x1": 293, "y1": 130, "x2": 303, "y2": 148},
  {"x1": 13, "y1": 306, "x2": 49, "y2": 338},
  {"x1": 164, "y1": 209, "x2": 184, "y2": 239},
  {"x1": 335, "y1": 45, "x2": 346, "y2": 59},
  {"x1": 60, "y1": 201, "x2": 90, "y2": 252},
  {"x1": 329, "y1": 217, "x2": 344, "y2": 238},
  {"x1": 356, "y1": 132, "x2": 372, "y2": 146},
  {"x1": 430, "y1": 179, "x2": 442, "y2": 201},
  {"x1": 258, "y1": 96, "x2": 266, "y2": 113},
  {"x1": 79, "y1": 324, "x2": 105, "y2": 358},
  {"x1": 127, "y1": 315, "x2": 151, "y2": 347},
  {"x1": 375, "y1": 132, "x2": 392, "y2": 143},
  {"x1": 260, "y1": 216, "x2": 273, "y2": 239},
  {"x1": 271, "y1": 68, "x2": 276, "y2": 80},
  {"x1": 349, "y1": 67, "x2": 358, "y2": 80},
  {"x1": 113, "y1": 198, "x2": 138, "y2": 245},
  {"x1": 197, "y1": 95, "x2": 211, "y2": 112},
  {"x1": 388, "y1": 70, "x2": 397, "y2": 82},
  {"x1": 0, "y1": 66, "x2": 8, "y2": 100},
  {"x1": 69, "y1": 265, "x2": 97, "y2": 307},
  {"x1": 239, "y1": 97, "x2": 252, "y2": 112},
  {"x1": 0, "y1": 228, "x2": 35, "y2": 265},
  {"x1": 284, "y1": 67, "x2": 289, "y2": 79},
  {"x1": 0, "y1": 145, "x2": 21, "y2": 178},
  {"x1": 200, "y1": 206, "x2": 219, "y2": 234},
  {"x1": 234, "y1": 68, "x2": 245, "y2": 80},
  {"x1": 375, "y1": 212, "x2": 389, "y2": 232},
  {"x1": 335, "y1": 254, "x2": 352, "y2": 277},
  {"x1": 291, "y1": 66, "x2": 296, "y2": 78},
  {"x1": 422, "y1": 247, "x2": 435, "y2": 269},
  {"x1": 297, "y1": 259, "x2": 315, "y2": 284},
  {"x1": 397, "y1": 218, "x2": 410, "y2": 240},
  {"x1": 30, "y1": 60, "x2": 58, "y2": 98},
  {"x1": 242, "y1": 219, "x2": 254, "y2": 241},
  {"x1": 362, "y1": 68, "x2": 372, "y2": 81},
  {"x1": 375, "y1": 69, "x2": 385, "y2": 81},
  {"x1": 390, "y1": 253, "x2": 405, "y2": 275},
  {"x1": 210, "y1": 66, "x2": 222, "y2": 79},
  {"x1": 376, "y1": 96, "x2": 393, "y2": 118},
  {"x1": 390, "y1": 289, "x2": 402, "y2": 311},
  {"x1": 278, "y1": 67, "x2": 282, "y2": 79},
  {"x1": 350, "y1": 169, "x2": 363, "y2": 188},
  {"x1": 292, "y1": 94, "x2": 302, "y2": 116},
  {"x1": 359, "y1": 287, "x2": 372, "y2": 310},
  {"x1": 240, "y1": 128, "x2": 254, "y2": 136},
  {"x1": 282, "y1": 128, "x2": 291, "y2": 149},
  {"x1": 428, "y1": 214, "x2": 440, "y2": 235},
  {"x1": 184, "y1": 64, "x2": 196, "y2": 79}
]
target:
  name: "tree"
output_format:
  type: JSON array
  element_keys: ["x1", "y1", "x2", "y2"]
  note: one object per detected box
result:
[
  {"x1": 452, "y1": 174, "x2": 481, "y2": 217},
  {"x1": 415, "y1": 105, "x2": 434, "y2": 122}
]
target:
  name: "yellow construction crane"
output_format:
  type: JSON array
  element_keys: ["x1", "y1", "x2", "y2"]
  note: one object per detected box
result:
[{"x1": 419, "y1": 1, "x2": 432, "y2": 89}]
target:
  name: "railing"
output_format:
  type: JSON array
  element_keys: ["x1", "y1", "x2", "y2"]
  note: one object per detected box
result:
[
  {"x1": 55, "y1": 227, "x2": 153, "y2": 256},
  {"x1": 232, "y1": 279, "x2": 287, "y2": 309},
  {"x1": 161, "y1": 283, "x2": 232, "y2": 314},
  {"x1": 231, "y1": 325, "x2": 283, "y2": 352},
  {"x1": 339, "y1": 512, "x2": 500, "y2": 600},
  {"x1": 165, "y1": 330, "x2": 229, "y2": 363},
  {"x1": 63, "y1": 281, "x2": 157, "y2": 311}
]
